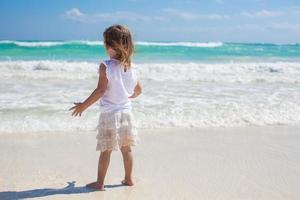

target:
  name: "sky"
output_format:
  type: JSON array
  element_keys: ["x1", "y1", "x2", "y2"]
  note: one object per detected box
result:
[{"x1": 0, "y1": 0, "x2": 300, "y2": 43}]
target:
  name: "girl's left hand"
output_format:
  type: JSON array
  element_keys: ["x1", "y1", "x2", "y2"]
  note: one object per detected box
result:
[{"x1": 69, "y1": 102, "x2": 86, "y2": 117}]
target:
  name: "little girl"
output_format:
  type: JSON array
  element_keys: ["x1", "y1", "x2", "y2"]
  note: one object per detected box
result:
[{"x1": 69, "y1": 24, "x2": 142, "y2": 191}]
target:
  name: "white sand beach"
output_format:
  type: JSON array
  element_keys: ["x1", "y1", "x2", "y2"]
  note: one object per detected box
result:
[{"x1": 0, "y1": 125, "x2": 299, "y2": 200}]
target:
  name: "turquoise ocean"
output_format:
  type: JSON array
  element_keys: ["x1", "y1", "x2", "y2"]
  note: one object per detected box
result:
[{"x1": 1, "y1": 40, "x2": 300, "y2": 133}]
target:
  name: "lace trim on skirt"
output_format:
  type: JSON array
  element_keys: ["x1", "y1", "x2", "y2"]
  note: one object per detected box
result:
[{"x1": 95, "y1": 111, "x2": 139, "y2": 152}]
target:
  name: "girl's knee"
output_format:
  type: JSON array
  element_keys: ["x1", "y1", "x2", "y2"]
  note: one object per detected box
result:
[
  {"x1": 101, "y1": 149, "x2": 113, "y2": 155},
  {"x1": 121, "y1": 145, "x2": 132, "y2": 153}
]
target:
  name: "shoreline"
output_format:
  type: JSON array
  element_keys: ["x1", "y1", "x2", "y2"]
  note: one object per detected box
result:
[
  {"x1": 0, "y1": 125, "x2": 299, "y2": 199},
  {"x1": 1, "y1": 124, "x2": 299, "y2": 136}
]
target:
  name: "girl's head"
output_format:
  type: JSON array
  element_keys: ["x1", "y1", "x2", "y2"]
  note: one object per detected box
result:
[{"x1": 103, "y1": 24, "x2": 134, "y2": 67}]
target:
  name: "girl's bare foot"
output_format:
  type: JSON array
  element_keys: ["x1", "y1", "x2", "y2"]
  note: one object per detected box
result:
[
  {"x1": 86, "y1": 182, "x2": 106, "y2": 191},
  {"x1": 121, "y1": 179, "x2": 134, "y2": 186}
]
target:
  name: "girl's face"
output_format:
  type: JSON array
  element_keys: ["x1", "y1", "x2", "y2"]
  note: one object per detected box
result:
[{"x1": 104, "y1": 43, "x2": 116, "y2": 58}]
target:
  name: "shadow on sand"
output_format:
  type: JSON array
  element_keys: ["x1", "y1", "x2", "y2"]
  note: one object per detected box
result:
[{"x1": 0, "y1": 181, "x2": 126, "y2": 200}]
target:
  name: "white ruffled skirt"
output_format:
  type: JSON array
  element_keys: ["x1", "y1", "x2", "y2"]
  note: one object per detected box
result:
[{"x1": 95, "y1": 111, "x2": 139, "y2": 152}]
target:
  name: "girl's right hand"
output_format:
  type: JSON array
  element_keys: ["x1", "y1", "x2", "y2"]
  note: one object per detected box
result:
[{"x1": 69, "y1": 102, "x2": 87, "y2": 117}]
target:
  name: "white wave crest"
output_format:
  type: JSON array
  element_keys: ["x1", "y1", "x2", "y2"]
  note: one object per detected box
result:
[
  {"x1": 0, "y1": 40, "x2": 103, "y2": 47},
  {"x1": 1, "y1": 60, "x2": 300, "y2": 83},
  {"x1": 136, "y1": 41, "x2": 223, "y2": 47},
  {"x1": 0, "y1": 40, "x2": 222, "y2": 47},
  {"x1": 0, "y1": 40, "x2": 65, "y2": 47}
]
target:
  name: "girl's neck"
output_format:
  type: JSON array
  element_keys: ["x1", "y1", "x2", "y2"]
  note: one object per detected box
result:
[{"x1": 110, "y1": 57, "x2": 120, "y2": 61}]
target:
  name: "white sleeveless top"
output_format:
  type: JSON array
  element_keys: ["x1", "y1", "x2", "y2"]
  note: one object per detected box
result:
[{"x1": 98, "y1": 58, "x2": 138, "y2": 113}]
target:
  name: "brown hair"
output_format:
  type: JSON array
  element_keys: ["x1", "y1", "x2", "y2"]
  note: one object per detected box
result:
[{"x1": 103, "y1": 24, "x2": 134, "y2": 68}]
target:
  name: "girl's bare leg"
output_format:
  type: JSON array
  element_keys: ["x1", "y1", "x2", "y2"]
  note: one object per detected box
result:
[
  {"x1": 86, "y1": 149, "x2": 113, "y2": 190},
  {"x1": 121, "y1": 145, "x2": 134, "y2": 186}
]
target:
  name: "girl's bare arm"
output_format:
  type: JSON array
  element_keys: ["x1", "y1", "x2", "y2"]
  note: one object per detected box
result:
[{"x1": 69, "y1": 63, "x2": 108, "y2": 117}]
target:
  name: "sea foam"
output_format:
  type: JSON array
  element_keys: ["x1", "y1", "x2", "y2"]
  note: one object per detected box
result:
[
  {"x1": 1, "y1": 60, "x2": 300, "y2": 133},
  {"x1": 1, "y1": 60, "x2": 299, "y2": 83}
]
